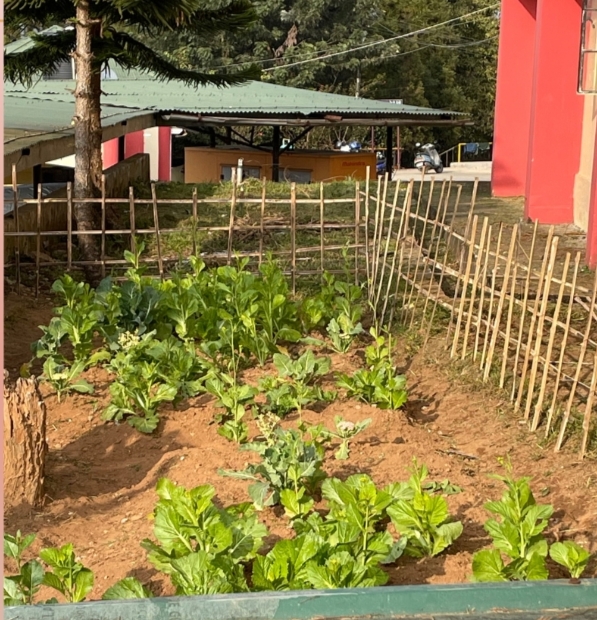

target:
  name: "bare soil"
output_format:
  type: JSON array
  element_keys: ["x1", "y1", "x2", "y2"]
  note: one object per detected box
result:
[{"x1": 4, "y1": 289, "x2": 597, "y2": 600}]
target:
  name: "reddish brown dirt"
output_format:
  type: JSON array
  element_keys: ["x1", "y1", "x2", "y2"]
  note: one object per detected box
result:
[{"x1": 4, "y1": 289, "x2": 597, "y2": 600}]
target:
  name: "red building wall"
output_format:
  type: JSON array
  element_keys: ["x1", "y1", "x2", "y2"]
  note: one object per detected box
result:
[
  {"x1": 492, "y1": 0, "x2": 537, "y2": 197},
  {"x1": 524, "y1": 0, "x2": 584, "y2": 224}
]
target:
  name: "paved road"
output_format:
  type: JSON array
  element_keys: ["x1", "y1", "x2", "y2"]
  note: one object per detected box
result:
[{"x1": 391, "y1": 167, "x2": 491, "y2": 183}]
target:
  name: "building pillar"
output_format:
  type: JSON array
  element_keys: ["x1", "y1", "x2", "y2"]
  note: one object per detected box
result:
[
  {"x1": 118, "y1": 135, "x2": 125, "y2": 162},
  {"x1": 385, "y1": 126, "x2": 394, "y2": 176},
  {"x1": 272, "y1": 126, "x2": 281, "y2": 182},
  {"x1": 491, "y1": 0, "x2": 537, "y2": 197},
  {"x1": 587, "y1": 120, "x2": 597, "y2": 268},
  {"x1": 158, "y1": 126, "x2": 172, "y2": 182},
  {"x1": 102, "y1": 138, "x2": 120, "y2": 169},
  {"x1": 525, "y1": 0, "x2": 584, "y2": 224},
  {"x1": 125, "y1": 131, "x2": 144, "y2": 158}
]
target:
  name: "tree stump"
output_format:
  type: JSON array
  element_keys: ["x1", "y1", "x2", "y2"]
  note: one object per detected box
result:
[{"x1": 4, "y1": 371, "x2": 48, "y2": 509}]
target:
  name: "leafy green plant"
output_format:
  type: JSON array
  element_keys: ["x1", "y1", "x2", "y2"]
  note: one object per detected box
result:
[
  {"x1": 388, "y1": 460, "x2": 463, "y2": 558},
  {"x1": 326, "y1": 311, "x2": 364, "y2": 353},
  {"x1": 39, "y1": 543, "x2": 94, "y2": 603},
  {"x1": 41, "y1": 358, "x2": 94, "y2": 402},
  {"x1": 220, "y1": 426, "x2": 326, "y2": 517},
  {"x1": 141, "y1": 478, "x2": 267, "y2": 595},
  {"x1": 103, "y1": 361, "x2": 177, "y2": 433},
  {"x1": 337, "y1": 327, "x2": 407, "y2": 410},
  {"x1": 102, "y1": 576, "x2": 153, "y2": 600},
  {"x1": 259, "y1": 351, "x2": 335, "y2": 418},
  {"x1": 4, "y1": 531, "x2": 44, "y2": 606},
  {"x1": 549, "y1": 541, "x2": 591, "y2": 579},
  {"x1": 316, "y1": 416, "x2": 372, "y2": 460},
  {"x1": 472, "y1": 472, "x2": 553, "y2": 582},
  {"x1": 205, "y1": 374, "x2": 257, "y2": 443}
]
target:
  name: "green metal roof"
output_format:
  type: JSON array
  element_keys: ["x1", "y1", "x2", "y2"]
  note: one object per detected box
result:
[{"x1": 5, "y1": 77, "x2": 463, "y2": 121}]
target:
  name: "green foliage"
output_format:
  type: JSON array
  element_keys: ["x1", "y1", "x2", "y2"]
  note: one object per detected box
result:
[
  {"x1": 337, "y1": 327, "x2": 407, "y2": 409},
  {"x1": 472, "y1": 473, "x2": 553, "y2": 582},
  {"x1": 326, "y1": 296, "x2": 364, "y2": 353},
  {"x1": 220, "y1": 426, "x2": 326, "y2": 517},
  {"x1": 39, "y1": 544, "x2": 94, "y2": 603},
  {"x1": 387, "y1": 460, "x2": 463, "y2": 558},
  {"x1": 311, "y1": 416, "x2": 372, "y2": 460},
  {"x1": 205, "y1": 373, "x2": 258, "y2": 443},
  {"x1": 260, "y1": 350, "x2": 335, "y2": 418},
  {"x1": 3, "y1": 531, "x2": 43, "y2": 606},
  {"x1": 41, "y1": 358, "x2": 94, "y2": 403},
  {"x1": 141, "y1": 478, "x2": 267, "y2": 595},
  {"x1": 102, "y1": 577, "x2": 153, "y2": 600},
  {"x1": 549, "y1": 542, "x2": 591, "y2": 579}
]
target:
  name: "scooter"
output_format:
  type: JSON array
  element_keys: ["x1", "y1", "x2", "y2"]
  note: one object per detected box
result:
[{"x1": 414, "y1": 143, "x2": 443, "y2": 174}]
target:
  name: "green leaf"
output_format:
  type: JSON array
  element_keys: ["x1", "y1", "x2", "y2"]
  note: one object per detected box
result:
[
  {"x1": 549, "y1": 541, "x2": 591, "y2": 579},
  {"x1": 472, "y1": 549, "x2": 509, "y2": 582},
  {"x1": 523, "y1": 552, "x2": 549, "y2": 581},
  {"x1": 20, "y1": 560, "x2": 45, "y2": 595},
  {"x1": 70, "y1": 379, "x2": 95, "y2": 395},
  {"x1": 102, "y1": 577, "x2": 152, "y2": 600},
  {"x1": 72, "y1": 569, "x2": 94, "y2": 602},
  {"x1": 127, "y1": 415, "x2": 160, "y2": 433},
  {"x1": 42, "y1": 571, "x2": 66, "y2": 596}
]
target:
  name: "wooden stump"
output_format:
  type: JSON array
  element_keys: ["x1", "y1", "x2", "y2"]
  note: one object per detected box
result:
[{"x1": 4, "y1": 371, "x2": 47, "y2": 509}]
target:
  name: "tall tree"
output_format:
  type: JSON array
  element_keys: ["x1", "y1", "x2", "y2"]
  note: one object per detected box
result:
[{"x1": 4, "y1": 0, "x2": 257, "y2": 261}]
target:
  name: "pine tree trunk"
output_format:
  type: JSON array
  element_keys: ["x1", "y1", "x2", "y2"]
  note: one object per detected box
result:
[
  {"x1": 74, "y1": 0, "x2": 103, "y2": 263},
  {"x1": 4, "y1": 372, "x2": 48, "y2": 510}
]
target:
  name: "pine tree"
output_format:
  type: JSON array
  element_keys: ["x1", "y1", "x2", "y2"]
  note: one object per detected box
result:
[{"x1": 4, "y1": 0, "x2": 257, "y2": 261}]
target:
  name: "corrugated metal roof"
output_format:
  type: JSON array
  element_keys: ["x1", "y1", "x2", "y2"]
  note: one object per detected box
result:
[{"x1": 6, "y1": 77, "x2": 462, "y2": 119}]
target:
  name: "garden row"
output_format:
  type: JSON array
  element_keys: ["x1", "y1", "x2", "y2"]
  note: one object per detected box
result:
[
  {"x1": 5, "y1": 462, "x2": 591, "y2": 605},
  {"x1": 4, "y1": 248, "x2": 591, "y2": 607}
]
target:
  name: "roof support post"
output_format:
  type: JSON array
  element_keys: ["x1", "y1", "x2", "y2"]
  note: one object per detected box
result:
[
  {"x1": 33, "y1": 164, "x2": 42, "y2": 199},
  {"x1": 385, "y1": 126, "x2": 393, "y2": 178},
  {"x1": 272, "y1": 125, "x2": 281, "y2": 182}
]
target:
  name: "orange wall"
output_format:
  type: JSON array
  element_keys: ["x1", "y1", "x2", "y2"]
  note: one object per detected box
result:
[{"x1": 184, "y1": 147, "x2": 376, "y2": 183}]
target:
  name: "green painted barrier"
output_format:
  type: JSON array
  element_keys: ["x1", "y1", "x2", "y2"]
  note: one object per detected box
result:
[{"x1": 5, "y1": 580, "x2": 597, "y2": 620}]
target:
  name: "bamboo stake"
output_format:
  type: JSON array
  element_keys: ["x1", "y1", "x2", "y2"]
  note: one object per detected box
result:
[
  {"x1": 474, "y1": 224, "x2": 493, "y2": 361},
  {"x1": 480, "y1": 224, "x2": 503, "y2": 370},
  {"x1": 405, "y1": 177, "x2": 436, "y2": 322},
  {"x1": 354, "y1": 181, "x2": 361, "y2": 286},
  {"x1": 580, "y1": 351, "x2": 597, "y2": 458},
  {"x1": 422, "y1": 185, "x2": 463, "y2": 345},
  {"x1": 129, "y1": 186, "x2": 136, "y2": 255},
  {"x1": 192, "y1": 187, "x2": 198, "y2": 257},
  {"x1": 100, "y1": 175, "x2": 107, "y2": 278},
  {"x1": 370, "y1": 174, "x2": 384, "y2": 296},
  {"x1": 514, "y1": 227, "x2": 555, "y2": 412},
  {"x1": 290, "y1": 182, "x2": 297, "y2": 295},
  {"x1": 152, "y1": 184, "x2": 164, "y2": 280},
  {"x1": 257, "y1": 177, "x2": 267, "y2": 267},
  {"x1": 450, "y1": 215, "x2": 479, "y2": 358},
  {"x1": 524, "y1": 236, "x2": 559, "y2": 422},
  {"x1": 372, "y1": 173, "x2": 389, "y2": 297},
  {"x1": 411, "y1": 181, "x2": 451, "y2": 330},
  {"x1": 382, "y1": 181, "x2": 413, "y2": 322},
  {"x1": 364, "y1": 166, "x2": 371, "y2": 285},
  {"x1": 545, "y1": 253, "x2": 581, "y2": 438},
  {"x1": 499, "y1": 261, "x2": 518, "y2": 388},
  {"x1": 35, "y1": 184, "x2": 42, "y2": 297},
  {"x1": 483, "y1": 224, "x2": 519, "y2": 382},
  {"x1": 12, "y1": 165, "x2": 21, "y2": 293},
  {"x1": 531, "y1": 252, "x2": 571, "y2": 431},
  {"x1": 445, "y1": 207, "x2": 475, "y2": 346},
  {"x1": 399, "y1": 182, "x2": 416, "y2": 316},
  {"x1": 555, "y1": 269, "x2": 597, "y2": 451},
  {"x1": 461, "y1": 217, "x2": 489, "y2": 360},
  {"x1": 67, "y1": 182, "x2": 73, "y2": 271},
  {"x1": 320, "y1": 183, "x2": 325, "y2": 276},
  {"x1": 227, "y1": 175, "x2": 237, "y2": 265},
  {"x1": 374, "y1": 180, "x2": 400, "y2": 309},
  {"x1": 510, "y1": 221, "x2": 539, "y2": 401}
]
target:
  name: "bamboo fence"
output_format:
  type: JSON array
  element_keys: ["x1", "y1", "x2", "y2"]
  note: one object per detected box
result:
[
  {"x1": 365, "y1": 174, "x2": 597, "y2": 459},
  {"x1": 5, "y1": 169, "x2": 597, "y2": 457}
]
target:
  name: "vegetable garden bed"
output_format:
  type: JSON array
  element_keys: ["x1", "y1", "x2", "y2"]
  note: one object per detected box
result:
[{"x1": 4, "y1": 249, "x2": 597, "y2": 611}]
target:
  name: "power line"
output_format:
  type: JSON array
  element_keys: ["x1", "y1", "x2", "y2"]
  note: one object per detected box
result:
[{"x1": 262, "y1": 4, "x2": 499, "y2": 72}]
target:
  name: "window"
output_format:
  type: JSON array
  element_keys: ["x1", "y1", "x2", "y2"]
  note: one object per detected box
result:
[
  {"x1": 282, "y1": 169, "x2": 312, "y2": 184},
  {"x1": 221, "y1": 165, "x2": 261, "y2": 181},
  {"x1": 579, "y1": 0, "x2": 597, "y2": 93}
]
